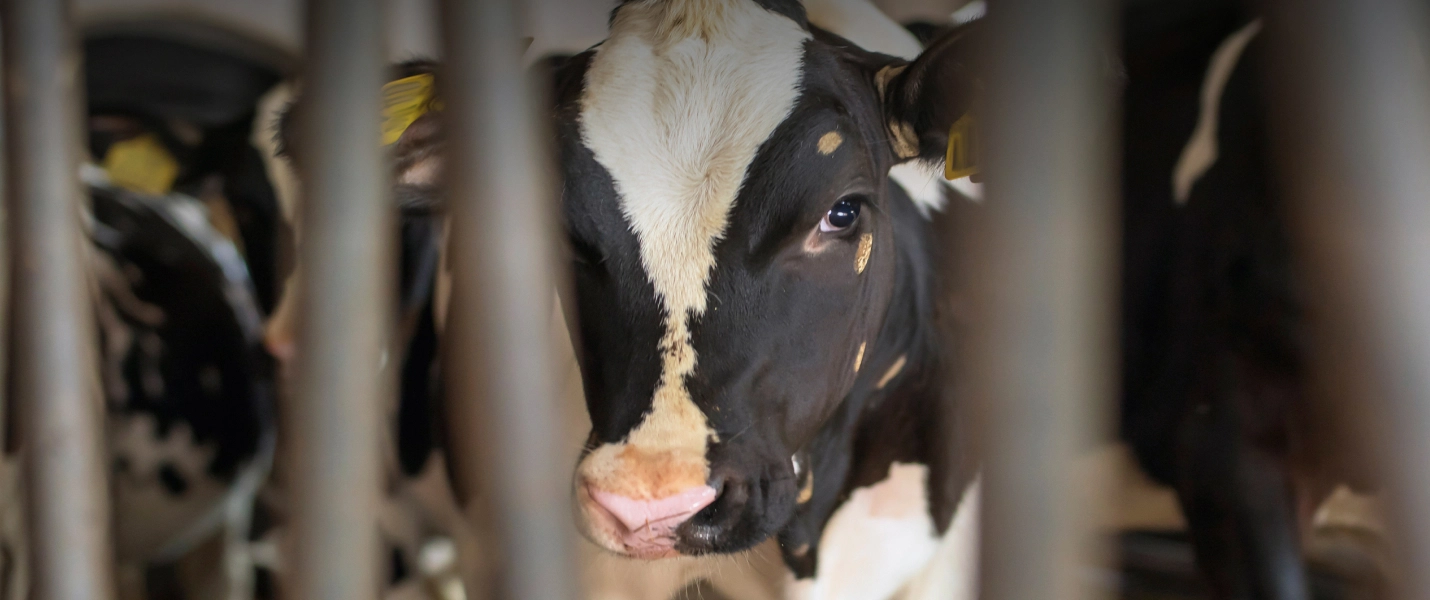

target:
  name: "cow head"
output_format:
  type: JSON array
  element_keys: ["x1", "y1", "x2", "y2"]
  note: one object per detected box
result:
[
  {"x1": 551, "y1": 0, "x2": 977, "y2": 559},
  {"x1": 279, "y1": 0, "x2": 978, "y2": 561}
]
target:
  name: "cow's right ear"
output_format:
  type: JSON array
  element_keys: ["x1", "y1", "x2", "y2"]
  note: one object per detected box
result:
[{"x1": 878, "y1": 23, "x2": 981, "y2": 169}]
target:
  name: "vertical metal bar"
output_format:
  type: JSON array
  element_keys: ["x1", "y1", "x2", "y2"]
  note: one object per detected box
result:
[
  {"x1": 0, "y1": 24, "x2": 9, "y2": 453},
  {"x1": 285, "y1": 0, "x2": 392, "y2": 598},
  {"x1": 974, "y1": 0, "x2": 1118, "y2": 598},
  {"x1": 1264, "y1": 0, "x2": 1430, "y2": 595},
  {"x1": 1, "y1": 0, "x2": 117, "y2": 599},
  {"x1": 437, "y1": 0, "x2": 578, "y2": 598}
]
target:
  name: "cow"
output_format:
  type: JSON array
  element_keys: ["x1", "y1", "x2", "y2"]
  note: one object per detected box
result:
[
  {"x1": 0, "y1": 167, "x2": 276, "y2": 600},
  {"x1": 271, "y1": 2, "x2": 986, "y2": 598},
  {"x1": 84, "y1": 32, "x2": 292, "y2": 315},
  {"x1": 274, "y1": 1, "x2": 1385, "y2": 599},
  {"x1": 541, "y1": 5, "x2": 982, "y2": 596},
  {"x1": 1, "y1": 34, "x2": 288, "y2": 600},
  {"x1": 85, "y1": 175, "x2": 276, "y2": 600},
  {"x1": 1116, "y1": 3, "x2": 1338, "y2": 598},
  {"x1": 910, "y1": 0, "x2": 1387, "y2": 597}
]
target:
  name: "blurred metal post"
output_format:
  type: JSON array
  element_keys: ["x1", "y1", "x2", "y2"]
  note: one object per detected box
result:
[
  {"x1": 1, "y1": 0, "x2": 117, "y2": 599},
  {"x1": 0, "y1": 25, "x2": 9, "y2": 453},
  {"x1": 285, "y1": 0, "x2": 392, "y2": 598},
  {"x1": 437, "y1": 0, "x2": 578, "y2": 598},
  {"x1": 1264, "y1": 0, "x2": 1430, "y2": 595},
  {"x1": 975, "y1": 0, "x2": 1118, "y2": 598}
]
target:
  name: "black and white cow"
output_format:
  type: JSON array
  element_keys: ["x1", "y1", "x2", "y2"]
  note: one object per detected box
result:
[
  {"x1": 546, "y1": 4, "x2": 981, "y2": 591},
  {"x1": 274, "y1": 4, "x2": 979, "y2": 597},
  {"x1": 1117, "y1": 2, "x2": 1333, "y2": 598},
  {"x1": 540, "y1": 5, "x2": 989, "y2": 594},
  {"x1": 904, "y1": 1, "x2": 1379, "y2": 597},
  {"x1": 79, "y1": 35, "x2": 289, "y2": 599},
  {"x1": 1, "y1": 166, "x2": 281, "y2": 600},
  {"x1": 273, "y1": 2, "x2": 986, "y2": 597},
  {"x1": 277, "y1": 1, "x2": 1370, "y2": 599}
]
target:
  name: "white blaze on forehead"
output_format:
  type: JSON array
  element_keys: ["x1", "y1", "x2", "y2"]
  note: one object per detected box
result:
[{"x1": 576, "y1": 0, "x2": 811, "y2": 498}]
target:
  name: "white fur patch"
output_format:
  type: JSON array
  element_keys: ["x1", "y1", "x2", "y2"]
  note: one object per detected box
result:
[
  {"x1": 576, "y1": 0, "x2": 812, "y2": 497},
  {"x1": 951, "y1": 1, "x2": 987, "y2": 26},
  {"x1": 900, "y1": 477, "x2": 980, "y2": 600},
  {"x1": 888, "y1": 162, "x2": 952, "y2": 216},
  {"x1": 1172, "y1": 19, "x2": 1262, "y2": 205},
  {"x1": 109, "y1": 413, "x2": 228, "y2": 562},
  {"x1": 785, "y1": 463, "x2": 961, "y2": 600}
]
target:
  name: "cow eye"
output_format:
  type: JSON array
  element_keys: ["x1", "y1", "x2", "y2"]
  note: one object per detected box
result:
[{"x1": 820, "y1": 197, "x2": 863, "y2": 233}]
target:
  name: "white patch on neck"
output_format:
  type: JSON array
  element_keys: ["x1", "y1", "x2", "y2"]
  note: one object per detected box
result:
[
  {"x1": 784, "y1": 464, "x2": 978, "y2": 600},
  {"x1": 576, "y1": 0, "x2": 811, "y2": 498},
  {"x1": 1172, "y1": 19, "x2": 1262, "y2": 205}
]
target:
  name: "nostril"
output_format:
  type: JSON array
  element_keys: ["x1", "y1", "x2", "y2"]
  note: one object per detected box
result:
[
  {"x1": 720, "y1": 477, "x2": 751, "y2": 509},
  {"x1": 690, "y1": 476, "x2": 750, "y2": 528}
]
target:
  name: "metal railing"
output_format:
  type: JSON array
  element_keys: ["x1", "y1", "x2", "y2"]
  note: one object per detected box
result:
[
  {"x1": 1266, "y1": 0, "x2": 1430, "y2": 595},
  {"x1": 284, "y1": 1, "x2": 392, "y2": 600},
  {"x1": 4, "y1": 0, "x2": 1430, "y2": 599},
  {"x1": 975, "y1": 1, "x2": 1117, "y2": 599},
  {"x1": 436, "y1": 0, "x2": 578, "y2": 598},
  {"x1": 3, "y1": 2, "x2": 117, "y2": 600}
]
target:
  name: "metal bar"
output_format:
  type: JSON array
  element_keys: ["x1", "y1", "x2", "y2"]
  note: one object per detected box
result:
[
  {"x1": 285, "y1": 0, "x2": 392, "y2": 598},
  {"x1": 1263, "y1": 0, "x2": 1430, "y2": 595},
  {"x1": 437, "y1": 0, "x2": 578, "y2": 598},
  {"x1": 1, "y1": 0, "x2": 117, "y2": 598},
  {"x1": 974, "y1": 0, "x2": 1118, "y2": 598},
  {"x1": 0, "y1": 24, "x2": 9, "y2": 454}
]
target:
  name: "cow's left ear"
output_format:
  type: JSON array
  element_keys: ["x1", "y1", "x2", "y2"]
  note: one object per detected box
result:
[{"x1": 878, "y1": 24, "x2": 981, "y2": 165}]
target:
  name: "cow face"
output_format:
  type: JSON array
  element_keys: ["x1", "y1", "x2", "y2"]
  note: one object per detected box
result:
[
  {"x1": 280, "y1": 0, "x2": 977, "y2": 562},
  {"x1": 551, "y1": 0, "x2": 977, "y2": 559}
]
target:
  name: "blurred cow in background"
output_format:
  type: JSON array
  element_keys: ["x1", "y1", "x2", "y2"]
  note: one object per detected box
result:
[{"x1": 1, "y1": 29, "x2": 288, "y2": 600}]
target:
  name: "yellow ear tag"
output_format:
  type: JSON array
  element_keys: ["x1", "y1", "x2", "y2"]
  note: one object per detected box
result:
[
  {"x1": 382, "y1": 73, "x2": 437, "y2": 146},
  {"x1": 944, "y1": 113, "x2": 980, "y2": 181},
  {"x1": 102, "y1": 133, "x2": 179, "y2": 196}
]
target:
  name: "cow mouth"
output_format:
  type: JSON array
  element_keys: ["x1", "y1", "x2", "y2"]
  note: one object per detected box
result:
[{"x1": 577, "y1": 483, "x2": 710, "y2": 560}]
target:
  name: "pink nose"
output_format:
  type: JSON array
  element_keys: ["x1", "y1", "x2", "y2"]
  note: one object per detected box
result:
[{"x1": 586, "y1": 485, "x2": 718, "y2": 559}]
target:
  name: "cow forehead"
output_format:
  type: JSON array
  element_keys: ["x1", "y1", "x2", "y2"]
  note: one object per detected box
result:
[{"x1": 579, "y1": 0, "x2": 810, "y2": 316}]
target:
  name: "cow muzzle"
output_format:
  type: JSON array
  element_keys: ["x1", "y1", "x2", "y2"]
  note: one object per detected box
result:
[{"x1": 575, "y1": 444, "x2": 717, "y2": 559}]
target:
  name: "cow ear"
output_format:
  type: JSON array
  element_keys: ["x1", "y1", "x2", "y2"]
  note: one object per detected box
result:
[
  {"x1": 878, "y1": 24, "x2": 981, "y2": 169},
  {"x1": 275, "y1": 62, "x2": 445, "y2": 192}
]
